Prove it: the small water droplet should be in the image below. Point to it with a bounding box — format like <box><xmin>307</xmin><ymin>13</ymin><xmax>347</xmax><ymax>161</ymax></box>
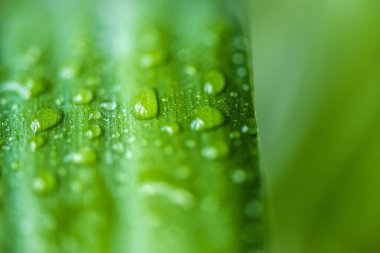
<box><xmin>85</xmin><ymin>124</ymin><xmax>102</xmax><ymax>139</ymax></box>
<box><xmin>100</xmin><ymin>101</ymin><xmax>117</xmax><ymax>111</ymax></box>
<box><xmin>59</xmin><ymin>66</ymin><xmax>76</xmax><ymax>80</ymax></box>
<box><xmin>32</xmin><ymin>171</ymin><xmax>57</xmax><ymax>194</ymax></box>
<box><xmin>125</xmin><ymin>150</ymin><xmax>133</xmax><ymax>159</ymax></box>
<box><xmin>1</xmin><ymin>78</ymin><xmax>47</xmax><ymax>99</ymax></box>
<box><xmin>242</xmin><ymin>83</ymin><xmax>250</xmax><ymax>92</ymax></box>
<box><xmin>111</xmin><ymin>132</ymin><xmax>121</xmax><ymax>139</ymax></box>
<box><xmin>190</xmin><ymin>106</ymin><xmax>224</xmax><ymax>131</ymax></box>
<box><xmin>140</xmin><ymin>50</ymin><xmax>166</xmax><ymax>68</ymax></box>
<box><xmin>232</xmin><ymin>53</ymin><xmax>245</xmax><ymax>65</ymax></box>
<box><xmin>112</xmin><ymin>142</ymin><xmax>124</xmax><ymax>153</ymax></box>
<box><xmin>231</xmin><ymin>169</ymin><xmax>247</xmax><ymax>184</ymax></box>
<box><xmin>201</xmin><ymin>143</ymin><xmax>229</xmax><ymax>160</ymax></box>
<box><xmin>72</xmin><ymin>88</ymin><xmax>94</xmax><ymax>105</ymax></box>
<box><xmin>160</xmin><ymin>122</ymin><xmax>180</xmax><ymax>135</ymax></box>
<box><xmin>89</xmin><ymin>110</ymin><xmax>102</xmax><ymax>120</ymax></box>
<box><xmin>65</xmin><ymin>147</ymin><xmax>97</xmax><ymax>165</ymax></box>
<box><xmin>131</xmin><ymin>87</ymin><xmax>158</xmax><ymax>120</ymax></box>
<box><xmin>30</xmin><ymin>108</ymin><xmax>63</xmax><ymax>133</ymax></box>
<box><xmin>141</xmin><ymin>182</ymin><xmax>194</xmax><ymax>210</ymax></box>
<box><xmin>229</xmin><ymin>130</ymin><xmax>241</xmax><ymax>139</ymax></box>
<box><xmin>183</xmin><ymin>65</ymin><xmax>197</xmax><ymax>76</ymax></box>
<box><xmin>203</xmin><ymin>70</ymin><xmax>225</xmax><ymax>95</ymax></box>
<box><xmin>229</xmin><ymin>91</ymin><xmax>239</xmax><ymax>98</ymax></box>
<box><xmin>31</xmin><ymin>135</ymin><xmax>46</xmax><ymax>151</ymax></box>
<box><xmin>236</xmin><ymin>67</ymin><xmax>248</xmax><ymax>77</ymax></box>
<box><xmin>25</xmin><ymin>78</ymin><xmax>47</xmax><ymax>98</ymax></box>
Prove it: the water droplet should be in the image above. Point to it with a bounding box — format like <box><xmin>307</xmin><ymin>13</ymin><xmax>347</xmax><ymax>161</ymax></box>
<box><xmin>141</xmin><ymin>182</ymin><xmax>194</xmax><ymax>210</ymax></box>
<box><xmin>232</xmin><ymin>53</ymin><xmax>245</xmax><ymax>65</ymax></box>
<box><xmin>72</xmin><ymin>88</ymin><xmax>94</xmax><ymax>105</ymax></box>
<box><xmin>140</xmin><ymin>50</ymin><xmax>166</xmax><ymax>68</ymax></box>
<box><xmin>31</xmin><ymin>135</ymin><xmax>46</xmax><ymax>151</ymax></box>
<box><xmin>30</xmin><ymin>108</ymin><xmax>63</xmax><ymax>133</ymax></box>
<box><xmin>89</xmin><ymin>110</ymin><xmax>102</xmax><ymax>120</ymax></box>
<box><xmin>183</xmin><ymin>65</ymin><xmax>197</xmax><ymax>76</ymax></box>
<box><xmin>160</xmin><ymin>122</ymin><xmax>180</xmax><ymax>135</ymax></box>
<box><xmin>65</xmin><ymin>147</ymin><xmax>97</xmax><ymax>165</ymax></box>
<box><xmin>32</xmin><ymin>171</ymin><xmax>57</xmax><ymax>194</ymax></box>
<box><xmin>233</xmin><ymin>36</ymin><xmax>248</xmax><ymax>50</ymax></box>
<box><xmin>1</xmin><ymin>78</ymin><xmax>47</xmax><ymax>99</ymax></box>
<box><xmin>59</xmin><ymin>66</ymin><xmax>76</xmax><ymax>80</ymax></box>
<box><xmin>229</xmin><ymin>91</ymin><xmax>239</xmax><ymax>98</ymax></box>
<box><xmin>236</xmin><ymin>67</ymin><xmax>248</xmax><ymax>77</ymax></box>
<box><xmin>201</xmin><ymin>143</ymin><xmax>229</xmax><ymax>160</ymax></box>
<box><xmin>242</xmin><ymin>83</ymin><xmax>250</xmax><ymax>92</ymax></box>
<box><xmin>100</xmin><ymin>101</ymin><xmax>117</xmax><ymax>111</ymax></box>
<box><xmin>190</xmin><ymin>106</ymin><xmax>224</xmax><ymax>131</ymax></box>
<box><xmin>231</xmin><ymin>169</ymin><xmax>247</xmax><ymax>184</ymax></box>
<box><xmin>131</xmin><ymin>87</ymin><xmax>158</xmax><ymax>120</ymax></box>
<box><xmin>229</xmin><ymin>130</ymin><xmax>241</xmax><ymax>139</ymax></box>
<box><xmin>203</xmin><ymin>70</ymin><xmax>225</xmax><ymax>95</ymax></box>
<box><xmin>25</xmin><ymin>78</ymin><xmax>47</xmax><ymax>98</ymax></box>
<box><xmin>112</xmin><ymin>142</ymin><xmax>124</xmax><ymax>153</ymax></box>
<box><xmin>85</xmin><ymin>124</ymin><xmax>102</xmax><ymax>139</ymax></box>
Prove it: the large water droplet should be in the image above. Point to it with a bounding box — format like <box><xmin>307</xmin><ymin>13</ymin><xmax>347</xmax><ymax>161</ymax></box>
<box><xmin>73</xmin><ymin>88</ymin><xmax>94</xmax><ymax>105</ymax></box>
<box><xmin>30</xmin><ymin>108</ymin><xmax>63</xmax><ymax>133</ymax></box>
<box><xmin>131</xmin><ymin>87</ymin><xmax>158</xmax><ymax>120</ymax></box>
<box><xmin>190</xmin><ymin>106</ymin><xmax>224</xmax><ymax>131</ymax></box>
<box><xmin>203</xmin><ymin>70</ymin><xmax>225</xmax><ymax>95</ymax></box>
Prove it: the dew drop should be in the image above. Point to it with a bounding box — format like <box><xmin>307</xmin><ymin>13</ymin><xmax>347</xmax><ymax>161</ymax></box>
<box><xmin>89</xmin><ymin>110</ymin><xmax>102</xmax><ymax>120</ymax></box>
<box><xmin>85</xmin><ymin>124</ymin><xmax>102</xmax><ymax>139</ymax></box>
<box><xmin>112</xmin><ymin>142</ymin><xmax>124</xmax><ymax>153</ymax></box>
<box><xmin>131</xmin><ymin>87</ymin><xmax>158</xmax><ymax>120</ymax></box>
<box><xmin>31</xmin><ymin>135</ymin><xmax>46</xmax><ymax>151</ymax></box>
<box><xmin>1</xmin><ymin>78</ymin><xmax>47</xmax><ymax>99</ymax></box>
<box><xmin>100</xmin><ymin>101</ymin><xmax>117</xmax><ymax>111</ymax></box>
<box><xmin>72</xmin><ymin>88</ymin><xmax>94</xmax><ymax>105</ymax></box>
<box><xmin>65</xmin><ymin>147</ymin><xmax>97</xmax><ymax>165</ymax></box>
<box><xmin>30</xmin><ymin>108</ymin><xmax>63</xmax><ymax>133</ymax></box>
<box><xmin>232</xmin><ymin>53</ymin><xmax>245</xmax><ymax>65</ymax></box>
<box><xmin>32</xmin><ymin>171</ymin><xmax>57</xmax><ymax>194</ymax></box>
<box><xmin>183</xmin><ymin>65</ymin><xmax>197</xmax><ymax>76</ymax></box>
<box><xmin>203</xmin><ymin>70</ymin><xmax>225</xmax><ymax>95</ymax></box>
<box><xmin>190</xmin><ymin>106</ymin><xmax>224</xmax><ymax>131</ymax></box>
<box><xmin>201</xmin><ymin>143</ymin><xmax>229</xmax><ymax>160</ymax></box>
<box><xmin>231</xmin><ymin>169</ymin><xmax>247</xmax><ymax>184</ymax></box>
<box><xmin>140</xmin><ymin>50</ymin><xmax>166</xmax><ymax>68</ymax></box>
<box><xmin>25</xmin><ymin>78</ymin><xmax>47</xmax><ymax>98</ymax></box>
<box><xmin>141</xmin><ymin>182</ymin><xmax>194</xmax><ymax>210</ymax></box>
<box><xmin>160</xmin><ymin>122</ymin><xmax>180</xmax><ymax>135</ymax></box>
<box><xmin>229</xmin><ymin>91</ymin><xmax>239</xmax><ymax>98</ymax></box>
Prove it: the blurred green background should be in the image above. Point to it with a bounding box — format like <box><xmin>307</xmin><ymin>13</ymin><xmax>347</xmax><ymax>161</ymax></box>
<box><xmin>245</xmin><ymin>0</ymin><xmax>380</xmax><ymax>252</ymax></box>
